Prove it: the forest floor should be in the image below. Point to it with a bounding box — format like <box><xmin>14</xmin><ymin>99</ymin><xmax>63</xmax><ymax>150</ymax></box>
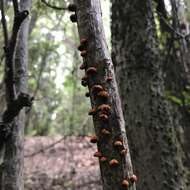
<box><xmin>24</xmin><ymin>136</ymin><xmax>102</xmax><ymax>190</ymax></box>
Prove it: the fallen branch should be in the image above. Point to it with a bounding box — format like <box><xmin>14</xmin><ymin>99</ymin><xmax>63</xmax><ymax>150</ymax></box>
<box><xmin>24</xmin><ymin>136</ymin><xmax>65</xmax><ymax>158</ymax></box>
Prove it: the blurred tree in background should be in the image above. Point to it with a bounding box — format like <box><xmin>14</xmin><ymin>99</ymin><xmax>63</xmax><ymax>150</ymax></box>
<box><xmin>0</xmin><ymin>0</ymin><xmax>110</xmax><ymax>136</ymax></box>
<box><xmin>25</xmin><ymin>0</ymin><xmax>110</xmax><ymax>136</ymax></box>
<box><xmin>26</xmin><ymin>0</ymin><xmax>91</xmax><ymax>136</ymax></box>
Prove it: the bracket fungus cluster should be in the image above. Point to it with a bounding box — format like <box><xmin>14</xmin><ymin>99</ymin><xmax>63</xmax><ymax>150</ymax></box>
<box><xmin>69</xmin><ymin>2</ymin><xmax>137</xmax><ymax>189</ymax></box>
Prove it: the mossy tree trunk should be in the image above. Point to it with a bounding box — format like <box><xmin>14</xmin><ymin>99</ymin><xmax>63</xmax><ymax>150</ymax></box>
<box><xmin>162</xmin><ymin>0</ymin><xmax>190</xmax><ymax>176</ymax></box>
<box><xmin>111</xmin><ymin>0</ymin><xmax>189</xmax><ymax>189</ymax></box>
<box><xmin>73</xmin><ymin>0</ymin><xmax>136</xmax><ymax>190</ymax></box>
<box><xmin>0</xmin><ymin>0</ymin><xmax>32</xmax><ymax>190</ymax></box>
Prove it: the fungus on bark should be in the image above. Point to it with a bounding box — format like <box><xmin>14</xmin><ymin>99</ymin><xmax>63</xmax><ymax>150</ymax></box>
<box><xmin>88</xmin><ymin>107</ymin><xmax>96</xmax><ymax>115</ymax></box>
<box><xmin>68</xmin><ymin>4</ymin><xmax>77</xmax><ymax>12</ymax></box>
<box><xmin>114</xmin><ymin>141</ymin><xmax>123</xmax><ymax>148</ymax></box>
<box><xmin>94</xmin><ymin>151</ymin><xmax>102</xmax><ymax>157</ymax></box>
<box><xmin>79</xmin><ymin>63</ymin><xmax>86</xmax><ymax>70</ymax></box>
<box><xmin>73</xmin><ymin>0</ymin><xmax>136</xmax><ymax>189</ymax></box>
<box><xmin>81</xmin><ymin>75</ymin><xmax>88</xmax><ymax>81</ymax></box>
<box><xmin>86</xmin><ymin>67</ymin><xmax>97</xmax><ymax>75</ymax></box>
<box><xmin>99</xmin><ymin>113</ymin><xmax>109</xmax><ymax>121</ymax></box>
<box><xmin>109</xmin><ymin>159</ymin><xmax>119</xmax><ymax>167</ymax></box>
<box><xmin>81</xmin><ymin>80</ymin><xmax>88</xmax><ymax>87</ymax></box>
<box><xmin>80</xmin><ymin>50</ymin><xmax>87</xmax><ymax>57</ymax></box>
<box><xmin>90</xmin><ymin>135</ymin><xmax>98</xmax><ymax>143</ymax></box>
<box><xmin>106</xmin><ymin>76</ymin><xmax>113</xmax><ymax>82</ymax></box>
<box><xmin>129</xmin><ymin>174</ymin><xmax>138</xmax><ymax>183</ymax></box>
<box><xmin>70</xmin><ymin>14</ymin><xmax>77</xmax><ymax>22</ymax></box>
<box><xmin>100</xmin><ymin>156</ymin><xmax>107</xmax><ymax>162</ymax></box>
<box><xmin>120</xmin><ymin>149</ymin><xmax>128</xmax><ymax>155</ymax></box>
<box><xmin>92</xmin><ymin>85</ymin><xmax>104</xmax><ymax>93</ymax></box>
<box><xmin>85</xmin><ymin>92</ymin><xmax>90</xmax><ymax>97</ymax></box>
<box><xmin>97</xmin><ymin>90</ymin><xmax>109</xmax><ymax>99</ymax></box>
<box><xmin>78</xmin><ymin>44</ymin><xmax>85</xmax><ymax>51</ymax></box>
<box><xmin>122</xmin><ymin>180</ymin><xmax>129</xmax><ymax>188</ymax></box>
<box><xmin>80</xmin><ymin>38</ymin><xmax>88</xmax><ymax>45</ymax></box>
<box><xmin>98</xmin><ymin>104</ymin><xmax>111</xmax><ymax>113</ymax></box>
<box><xmin>101</xmin><ymin>129</ymin><xmax>111</xmax><ymax>136</ymax></box>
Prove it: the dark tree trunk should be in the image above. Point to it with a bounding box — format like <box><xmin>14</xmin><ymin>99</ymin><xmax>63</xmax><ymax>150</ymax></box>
<box><xmin>162</xmin><ymin>0</ymin><xmax>190</xmax><ymax>174</ymax></box>
<box><xmin>111</xmin><ymin>0</ymin><xmax>189</xmax><ymax>190</ymax></box>
<box><xmin>73</xmin><ymin>0</ymin><xmax>136</xmax><ymax>190</ymax></box>
<box><xmin>0</xmin><ymin>0</ymin><xmax>32</xmax><ymax>190</ymax></box>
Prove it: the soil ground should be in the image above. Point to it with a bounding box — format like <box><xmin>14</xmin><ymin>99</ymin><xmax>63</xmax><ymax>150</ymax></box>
<box><xmin>24</xmin><ymin>136</ymin><xmax>102</xmax><ymax>190</ymax></box>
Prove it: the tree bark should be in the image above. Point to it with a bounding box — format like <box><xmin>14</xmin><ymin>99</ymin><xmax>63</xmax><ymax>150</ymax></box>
<box><xmin>111</xmin><ymin>0</ymin><xmax>188</xmax><ymax>190</ymax></box>
<box><xmin>73</xmin><ymin>0</ymin><xmax>136</xmax><ymax>190</ymax></box>
<box><xmin>163</xmin><ymin>0</ymin><xmax>190</xmax><ymax>175</ymax></box>
<box><xmin>0</xmin><ymin>0</ymin><xmax>32</xmax><ymax>190</ymax></box>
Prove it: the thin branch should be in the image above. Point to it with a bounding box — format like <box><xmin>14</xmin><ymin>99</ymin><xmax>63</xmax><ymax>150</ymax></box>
<box><xmin>24</xmin><ymin>136</ymin><xmax>65</xmax><ymax>157</ymax></box>
<box><xmin>41</xmin><ymin>0</ymin><xmax>67</xmax><ymax>11</ymax></box>
<box><xmin>0</xmin><ymin>53</ymin><xmax>5</xmax><ymax>65</ymax></box>
<box><xmin>0</xmin><ymin>0</ymin><xmax>9</xmax><ymax>48</ymax></box>
<box><xmin>156</xmin><ymin>10</ymin><xmax>190</xmax><ymax>39</ymax></box>
<box><xmin>12</xmin><ymin>0</ymin><xmax>19</xmax><ymax>15</ymax></box>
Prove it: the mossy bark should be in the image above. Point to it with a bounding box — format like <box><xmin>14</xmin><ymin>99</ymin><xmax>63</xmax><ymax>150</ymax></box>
<box><xmin>111</xmin><ymin>0</ymin><xmax>188</xmax><ymax>189</ymax></box>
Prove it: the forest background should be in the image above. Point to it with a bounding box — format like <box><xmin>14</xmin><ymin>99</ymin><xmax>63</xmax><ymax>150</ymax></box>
<box><xmin>1</xmin><ymin>0</ymin><xmax>190</xmax><ymax>190</ymax></box>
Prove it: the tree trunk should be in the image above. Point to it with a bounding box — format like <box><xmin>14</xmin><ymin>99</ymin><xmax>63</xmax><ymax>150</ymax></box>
<box><xmin>163</xmin><ymin>0</ymin><xmax>190</xmax><ymax>175</ymax></box>
<box><xmin>111</xmin><ymin>0</ymin><xmax>188</xmax><ymax>190</ymax></box>
<box><xmin>73</xmin><ymin>0</ymin><xmax>136</xmax><ymax>189</ymax></box>
<box><xmin>0</xmin><ymin>0</ymin><xmax>32</xmax><ymax>190</ymax></box>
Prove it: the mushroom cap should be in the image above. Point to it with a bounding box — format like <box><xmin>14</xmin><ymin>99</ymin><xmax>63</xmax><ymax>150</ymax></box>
<box><xmin>97</xmin><ymin>91</ymin><xmax>109</xmax><ymax>98</ymax></box>
<box><xmin>114</xmin><ymin>141</ymin><xmax>123</xmax><ymax>147</ymax></box>
<box><xmin>94</xmin><ymin>151</ymin><xmax>102</xmax><ymax>157</ymax></box>
<box><xmin>81</xmin><ymin>50</ymin><xmax>87</xmax><ymax>57</ymax></box>
<box><xmin>70</xmin><ymin>14</ymin><xmax>77</xmax><ymax>22</ymax></box>
<box><xmin>130</xmin><ymin>174</ymin><xmax>138</xmax><ymax>183</ymax></box>
<box><xmin>92</xmin><ymin>85</ymin><xmax>104</xmax><ymax>92</ymax></box>
<box><xmin>99</xmin><ymin>114</ymin><xmax>109</xmax><ymax>121</ymax></box>
<box><xmin>100</xmin><ymin>157</ymin><xmax>107</xmax><ymax>162</ymax></box>
<box><xmin>81</xmin><ymin>80</ymin><xmax>87</xmax><ymax>87</ymax></box>
<box><xmin>80</xmin><ymin>38</ymin><xmax>88</xmax><ymax>44</ymax></box>
<box><xmin>81</xmin><ymin>75</ymin><xmax>88</xmax><ymax>81</ymax></box>
<box><xmin>90</xmin><ymin>136</ymin><xmax>98</xmax><ymax>143</ymax></box>
<box><xmin>79</xmin><ymin>63</ymin><xmax>86</xmax><ymax>70</ymax></box>
<box><xmin>122</xmin><ymin>180</ymin><xmax>129</xmax><ymax>188</ymax></box>
<box><xmin>101</xmin><ymin>129</ymin><xmax>111</xmax><ymax>135</ymax></box>
<box><xmin>98</xmin><ymin>104</ymin><xmax>111</xmax><ymax>112</ymax></box>
<box><xmin>109</xmin><ymin>159</ymin><xmax>119</xmax><ymax>166</ymax></box>
<box><xmin>78</xmin><ymin>44</ymin><xmax>85</xmax><ymax>51</ymax></box>
<box><xmin>120</xmin><ymin>149</ymin><xmax>128</xmax><ymax>155</ymax></box>
<box><xmin>106</xmin><ymin>76</ymin><xmax>113</xmax><ymax>82</ymax></box>
<box><xmin>85</xmin><ymin>92</ymin><xmax>90</xmax><ymax>97</ymax></box>
<box><xmin>86</xmin><ymin>67</ymin><xmax>97</xmax><ymax>75</ymax></box>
